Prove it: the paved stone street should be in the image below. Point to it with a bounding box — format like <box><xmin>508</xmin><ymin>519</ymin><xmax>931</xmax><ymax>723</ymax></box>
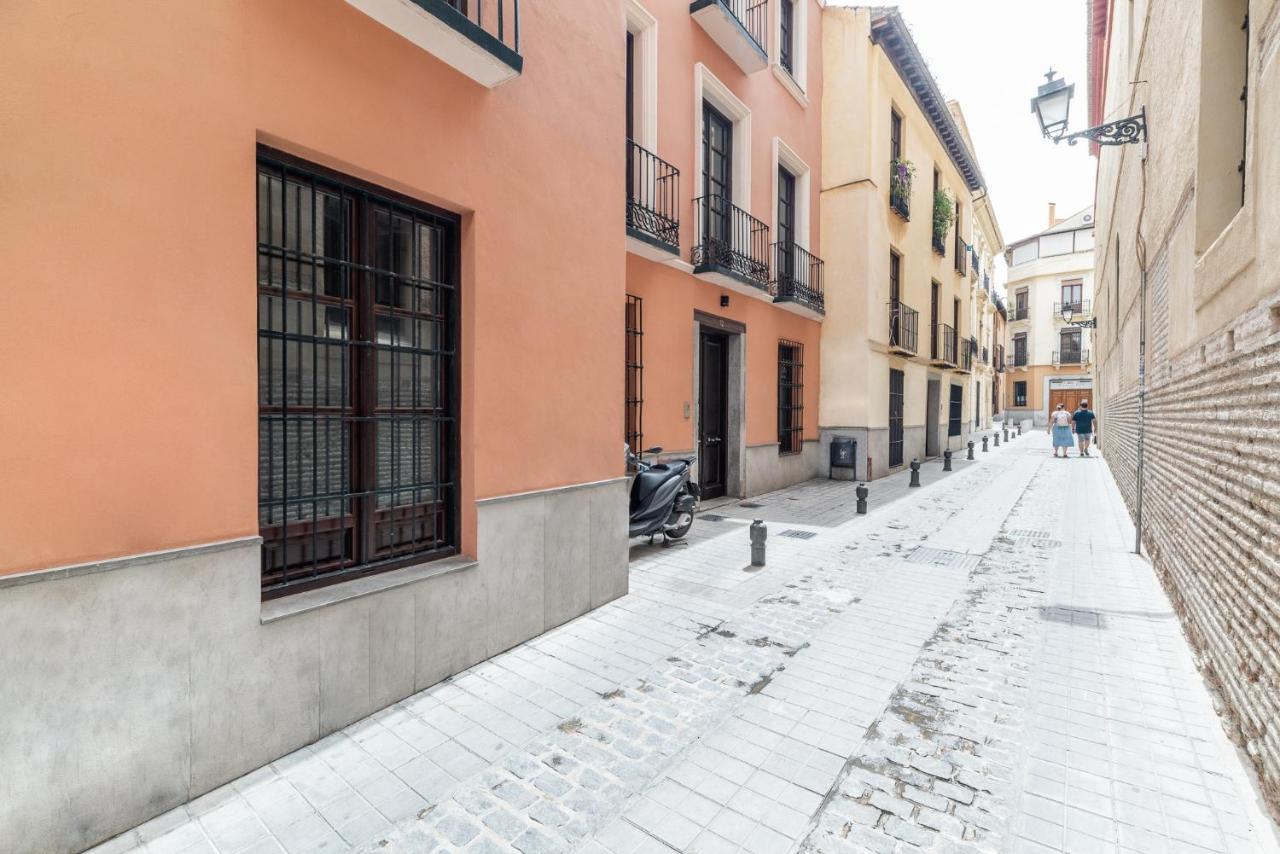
<box><xmin>93</xmin><ymin>433</ymin><xmax>1280</xmax><ymax>854</ymax></box>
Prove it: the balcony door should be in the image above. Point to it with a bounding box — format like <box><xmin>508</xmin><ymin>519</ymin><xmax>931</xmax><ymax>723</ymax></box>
<box><xmin>930</xmin><ymin>281</ymin><xmax>940</xmax><ymax>358</ymax></box>
<box><xmin>702</xmin><ymin>102</ymin><xmax>733</xmax><ymax>249</ymax></box>
<box><xmin>777</xmin><ymin>166</ymin><xmax>796</xmax><ymax>282</ymax></box>
<box><xmin>1061</xmin><ymin>280</ymin><xmax>1082</xmax><ymax>311</ymax></box>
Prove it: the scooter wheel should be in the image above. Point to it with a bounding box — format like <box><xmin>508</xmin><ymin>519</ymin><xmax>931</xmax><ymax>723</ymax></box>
<box><xmin>664</xmin><ymin>511</ymin><xmax>694</xmax><ymax>540</ymax></box>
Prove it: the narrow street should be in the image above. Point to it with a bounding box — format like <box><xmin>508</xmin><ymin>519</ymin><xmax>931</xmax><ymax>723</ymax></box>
<box><xmin>95</xmin><ymin>434</ymin><xmax>1279</xmax><ymax>854</ymax></box>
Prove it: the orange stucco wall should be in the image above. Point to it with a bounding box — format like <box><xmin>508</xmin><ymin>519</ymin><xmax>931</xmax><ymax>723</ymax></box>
<box><xmin>0</xmin><ymin>0</ymin><xmax>625</xmax><ymax>575</ymax></box>
<box><xmin>626</xmin><ymin>1</ymin><xmax>824</xmax><ymax>455</ymax></box>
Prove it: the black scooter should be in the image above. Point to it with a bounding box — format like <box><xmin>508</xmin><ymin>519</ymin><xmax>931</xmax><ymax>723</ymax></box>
<box><xmin>627</xmin><ymin>445</ymin><xmax>699</xmax><ymax>541</ymax></box>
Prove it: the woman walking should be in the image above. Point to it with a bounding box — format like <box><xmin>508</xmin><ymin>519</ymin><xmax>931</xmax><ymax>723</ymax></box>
<box><xmin>1049</xmin><ymin>403</ymin><xmax>1074</xmax><ymax>458</ymax></box>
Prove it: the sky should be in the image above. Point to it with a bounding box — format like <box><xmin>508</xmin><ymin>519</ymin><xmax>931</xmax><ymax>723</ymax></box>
<box><xmin>832</xmin><ymin>0</ymin><xmax>1098</xmax><ymax>292</ymax></box>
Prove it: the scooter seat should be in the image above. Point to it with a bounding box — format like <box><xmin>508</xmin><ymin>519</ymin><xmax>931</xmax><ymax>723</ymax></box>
<box><xmin>631</xmin><ymin>465</ymin><xmax>686</xmax><ymax>511</ymax></box>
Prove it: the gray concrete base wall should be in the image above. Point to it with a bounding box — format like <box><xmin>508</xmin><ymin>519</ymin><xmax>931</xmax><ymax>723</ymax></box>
<box><xmin>0</xmin><ymin>479</ymin><xmax>628</xmax><ymax>854</ymax></box>
<box><xmin>820</xmin><ymin>425</ymin><xmax>923</xmax><ymax>482</ymax></box>
<box><xmin>743</xmin><ymin>440</ymin><xmax>821</xmax><ymax>495</ymax></box>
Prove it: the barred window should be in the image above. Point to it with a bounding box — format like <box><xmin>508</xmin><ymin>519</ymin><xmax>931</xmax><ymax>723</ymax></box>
<box><xmin>1014</xmin><ymin>381</ymin><xmax>1028</xmax><ymax>408</ymax></box>
<box><xmin>948</xmin><ymin>384</ymin><xmax>963</xmax><ymax>437</ymax></box>
<box><xmin>257</xmin><ymin>150</ymin><xmax>459</xmax><ymax>598</ymax></box>
<box><xmin>625</xmin><ymin>295</ymin><xmax>643</xmax><ymax>453</ymax></box>
<box><xmin>778</xmin><ymin>341</ymin><xmax>804</xmax><ymax>454</ymax></box>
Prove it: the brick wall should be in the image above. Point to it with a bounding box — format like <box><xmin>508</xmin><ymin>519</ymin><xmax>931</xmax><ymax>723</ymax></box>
<box><xmin>1099</xmin><ymin>292</ymin><xmax>1280</xmax><ymax>816</ymax></box>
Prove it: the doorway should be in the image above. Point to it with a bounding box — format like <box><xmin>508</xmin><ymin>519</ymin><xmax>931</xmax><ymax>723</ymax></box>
<box><xmin>1048</xmin><ymin>386</ymin><xmax>1090</xmax><ymax>418</ymax></box>
<box><xmin>699</xmin><ymin>328</ymin><xmax>729</xmax><ymax>499</ymax></box>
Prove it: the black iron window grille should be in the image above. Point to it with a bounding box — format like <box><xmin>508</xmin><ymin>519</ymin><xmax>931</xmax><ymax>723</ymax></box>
<box><xmin>779</xmin><ymin>0</ymin><xmax>795</xmax><ymax>75</ymax></box>
<box><xmin>626</xmin><ymin>140</ymin><xmax>680</xmax><ymax>251</ymax></box>
<box><xmin>948</xmin><ymin>384</ymin><xmax>963</xmax><ymax>437</ymax></box>
<box><xmin>692</xmin><ymin>194</ymin><xmax>771</xmax><ymax>289</ymax></box>
<box><xmin>888</xmin><ymin>299</ymin><xmax>918</xmax><ymax>353</ymax></box>
<box><xmin>773</xmin><ymin>243</ymin><xmax>825</xmax><ymax>313</ymax></box>
<box><xmin>1014</xmin><ymin>380</ymin><xmax>1028</xmax><ymax>407</ymax></box>
<box><xmin>888</xmin><ymin>368</ymin><xmax>905</xmax><ymax>468</ymax></box>
<box><xmin>257</xmin><ymin>151</ymin><xmax>459</xmax><ymax>598</ymax></box>
<box><xmin>625</xmin><ymin>295</ymin><xmax>644</xmax><ymax>454</ymax></box>
<box><xmin>778</xmin><ymin>341</ymin><xmax>804</xmax><ymax>455</ymax></box>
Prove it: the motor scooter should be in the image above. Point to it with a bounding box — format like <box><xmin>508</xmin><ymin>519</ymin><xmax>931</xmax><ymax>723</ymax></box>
<box><xmin>626</xmin><ymin>445</ymin><xmax>699</xmax><ymax>541</ymax></box>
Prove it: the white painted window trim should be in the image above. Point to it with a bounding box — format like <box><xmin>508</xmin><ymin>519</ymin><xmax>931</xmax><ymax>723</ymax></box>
<box><xmin>694</xmin><ymin>63</ymin><xmax>752</xmax><ymax>208</ymax></box>
<box><xmin>771</xmin><ymin>0</ymin><xmax>809</xmax><ymax>103</ymax></box>
<box><xmin>772</xmin><ymin>136</ymin><xmax>812</xmax><ymax>251</ymax></box>
<box><xmin>624</xmin><ymin>0</ymin><xmax>659</xmax><ymax>151</ymax></box>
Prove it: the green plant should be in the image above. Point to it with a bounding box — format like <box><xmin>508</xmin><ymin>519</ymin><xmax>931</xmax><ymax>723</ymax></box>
<box><xmin>890</xmin><ymin>158</ymin><xmax>915</xmax><ymax>197</ymax></box>
<box><xmin>932</xmin><ymin>188</ymin><xmax>955</xmax><ymax>239</ymax></box>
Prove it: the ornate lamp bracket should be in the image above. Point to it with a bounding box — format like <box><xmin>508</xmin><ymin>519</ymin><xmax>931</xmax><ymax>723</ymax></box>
<box><xmin>1057</xmin><ymin>108</ymin><xmax>1147</xmax><ymax>147</ymax></box>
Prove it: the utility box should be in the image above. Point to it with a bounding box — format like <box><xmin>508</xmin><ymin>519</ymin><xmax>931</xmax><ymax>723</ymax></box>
<box><xmin>829</xmin><ymin>436</ymin><xmax>856</xmax><ymax>479</ymax></box>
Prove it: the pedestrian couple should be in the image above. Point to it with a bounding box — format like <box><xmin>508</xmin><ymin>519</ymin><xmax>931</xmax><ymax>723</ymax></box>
<box><xmin>1050</xmin><ymin>400</ymin><xmax>1097</xmax><ymax>458</ymax></box>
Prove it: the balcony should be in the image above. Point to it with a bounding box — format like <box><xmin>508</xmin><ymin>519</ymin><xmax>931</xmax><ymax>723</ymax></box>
<box><xmin>692</xmin><ymin>194</ymin><xmax>771</xmax><ymax>296</ymax></box>
<box><xmin>995</xmin><ymin>345</ymin><xmax>1005</xmax><ymax>372</ymax></box>
<box><xmin>690</xmin><ymin>0</ymin><xmax>768</xmax><ymax>74</ymax></box>
<box><xmin>888</xmin><ymin>300</ymin><xmax>919</xmax><ymax>355</ymax></box>
<box><xmin>1053</xmin><ymin>349</ymin><xmax>1091</xmax><ymax>366</ymax></box>
<box><xmin>346</xmin><ymin>0</ymin><xmax>522</xmax><ymax>88</ymax></box>
<box><xmin>932</xmin><ymin>230</ymin><xmax>946</xmax><ymax>256</ymax></box>
<box><xmin>889</xmin><ymin>165</ymin><xmax>912</xmax><ymax>221</ymax></box>
<box><xmin>772</xmin><ymin>243</ymin><xmax>825</xmax><ymax>318</ymax></box>
<box><xmin>954</xmin><ymin>236</ymin><xmax>968</xmax><ymax>276</ymax></box>
<box><xmin>626</xmin><ymin>140</ymin><xmax>681</xmax><ymax>260</ymax></box>
<box><xmin>1053</xmin><ymin>299</ymin><xmax>1093</xmax><ymax>321</ymax></box>
<box><xmin>1010</xmin><ymin>304</ymin><xmax>1030</xmax><ymax>322</ymax></box>
<box><xmin>1012</xmin><ymin>349</ymin><xmax>1028</xmax><ymax>368</ymax></box>
<box><xmin>932</xmin><ymin>323</ymin><xmax>957</xmax><ymax>367</ymax></box>
<box><xmin>981</xmin><ymin>346</ymin><xmax>990</xmax><ymax>364</ymax></box>
<box><xmin>957</xmin><ymin>345</ymin><xmax>973</xmax><ymax>373</ymax></box>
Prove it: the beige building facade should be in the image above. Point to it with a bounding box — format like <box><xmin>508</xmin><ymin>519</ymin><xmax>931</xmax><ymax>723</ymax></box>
<box><xmin>1003</xmin><ymin>206</ymin><xmax>1096</xmax><ymax>426</ymax></box>
<box><xmin>819</xmin><ymin>7</ymin><xmax>987</xmax><ymax>481</ymax></box>
<box><xmin>1088</xmin><ymin>0</ymin><xmax>1280</xmax><ymax>815</ymax></box>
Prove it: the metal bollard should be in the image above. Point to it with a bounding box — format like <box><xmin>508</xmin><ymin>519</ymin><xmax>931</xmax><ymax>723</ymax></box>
<box><xmin>1017</xmin><ymin>421</ymin><xmax>1023</xmax><ymax>436</ymax></box>
<box><xmin>1003</xmin><ymin>425</ymin><xmax>1009</xmax><ymax>443</ymax></box>
<box><xmin>909</xmin><ymin>458</ymin><xmax>921</xmax><ymax>487</ymax></box>
<box><xmin>943</xmin><ymin>449</ymin><xmax>952</xmax><ymax>471</ymax></box>
<box><xmin>856</xmin><ymin>483</ymin><xmax>869</xmax><ymax>514</ymax></box>
<box><xmin>967</xmin><ymin>440</ymin><xmax>975</xmax><ymax>460</ymax></box>
<box><xmin>750</xmin><ymin>520</ymin><xmax>767</xmax><ymax>566</ymax></box>
<box><xmin>982</xmin><ymin>435</ymin><xmax>989</xmax><ymax>452</ymax></box>
<box><xmin>994</xmin><ymin>432</ymin><xmax>1000</xmax><ymax>447</ymax></box>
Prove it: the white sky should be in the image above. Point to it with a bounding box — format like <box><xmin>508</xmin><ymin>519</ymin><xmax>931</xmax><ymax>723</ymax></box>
<box><xmin>831</xmin><ymin>1</ymin><xmax>1098</xmax><ymax>292</ymax></box>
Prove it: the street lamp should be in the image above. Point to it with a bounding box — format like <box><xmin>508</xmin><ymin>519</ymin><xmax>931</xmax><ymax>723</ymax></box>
<box><xmin>1031</xmin><ymin>69</ymin><xmax>1146</xmax><ymax>147</ymax></box>
<box><xmin>1061</xmin><ymin>304</ymin><xmax>1097</xmax><ymax>329</ymax></box>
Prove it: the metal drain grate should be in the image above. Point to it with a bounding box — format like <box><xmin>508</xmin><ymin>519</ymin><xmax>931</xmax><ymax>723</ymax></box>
<box><xmin>1006</xmin><ymin>529</ymin><xmax>1062</xmax><ymax>547</ymax></box>
<box><xmin>738</xmin><ymin>502</ymin><xmax>765</xmax><ymax>509</ymax></box>
<box><xmin>905</xmin><ymin>547</ymin><xmax>981</xmax><ymax>571</ymax></box>
<box><xmin>1039</xmin><ymin>606</ymin><xmax>1107</xmax><ymax>627</ymax></box>
<box><xmin>701</xmin><ymin>514</ymin><xmax>727</xmax><ymax>522</ymax></box>
<box><xmin>779</xmin><ymin>529</ymin><xmax>818</xmax><ymax>540</ymax></box>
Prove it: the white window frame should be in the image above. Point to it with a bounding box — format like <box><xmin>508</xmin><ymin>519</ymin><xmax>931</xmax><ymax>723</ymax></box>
<box><xmin>624</xmin><ymin>0</ymin><xmax>659</xmax><ymax>151</ymax></box>
<box><xmin>771</xmin><ymin>0</ymin><xmax>809</xmax><ymax>104</ymax></box>
<box><xmin>694</xmin><ymin>63</ymin><xmax>752</xmax><ymax>208</ymax></box>
<box><xmin>772</xmin><ymin>137</ymin><xmax>812</xmax><ymax>251</ymax></box>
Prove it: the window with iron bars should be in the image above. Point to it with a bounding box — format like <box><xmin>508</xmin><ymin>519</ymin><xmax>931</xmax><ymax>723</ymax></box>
<box><xmin>778</xmin><ymin>341</ymin><xmax>804</xmax><ymax>454</ymax></box>
<box><xmin>256</xmin><ymin>150</ymin><xmax>459</xmax><ymax>598</ymax></box>
<box><xmin>625</xmin><ymin>295</ymin><xmax>644</xmax><ymax>454</ymax></box>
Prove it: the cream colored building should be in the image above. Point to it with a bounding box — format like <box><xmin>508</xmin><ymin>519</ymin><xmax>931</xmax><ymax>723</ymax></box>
<box><xmin>1088</xmin><ymin>0</ymin><xmax>1280</xmax><ymax>814</ymax></box>
<box><xmin>819</xmin><ymin>7</ymin><xmax>988</xmax><ymax>480</ymax></box>
<box><xmin>951</xmin><ymin>102</ymin><xmax>1006</xmax><ymax>433</ymax></box>
<box><xmin>1002</xmin><ymin>205</ymin><xmax>1096</xmax><ymax>425</ymax></box>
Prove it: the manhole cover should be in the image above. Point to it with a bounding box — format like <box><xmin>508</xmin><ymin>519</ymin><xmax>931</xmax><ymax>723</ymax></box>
<box><xmin>905</xmin><ymin>547</ymin><xmax>980</xmax><ymax>571</ymax></box>
<box><xmin>701</xmin><ymin>514</ymin><xmax>727</xmax><ymax>522</ymax></box>
<box><xmin>779</xmin><ymin>529</ymin><xmax>818</xmax><ymax>540</ymax></box>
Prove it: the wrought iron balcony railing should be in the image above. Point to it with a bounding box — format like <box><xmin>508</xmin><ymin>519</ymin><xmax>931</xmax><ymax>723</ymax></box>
<box><xmin>692</xmin><ymin>194</ymin><xmax>771</xmax><ymax>289</ymax></box>
<box><xmin>932</xmin><ymin>229</ymin><xmax>946</xmax><ymax>256</ymax></box>
<box><xmin>1053</xmin><ymin>299</ymin><xmax>1093</xmax><ymax>318</ymax></box>
<box><xmin>959</xmin><ymin>345</ymin><xmax>973</xmax><ymax>372</ymax></box>
<box><xmin>626</xmin><ymin>139</ymin><xmax>680</xmax><ymax>253</ymax></box>
<box><xmin>1053</xmin><ymin>349</ymin><xmax>1090</xmax><ymax>365</ymax></box>
<box><xmin>772</xmin><ymin>243</ymin><xmax>824</xmax><ymax>314</ymax></box>
<box><xmin>890</xmin><ymin>167</ymin><xmax>911</xmax><ymax>220</ymax></box>
<box><xmin>1012</xmin><ymin>349</ymin><xmax>1028</xmax><ymax>367</ymax></box>
<box><xmin>888</xmin><ymin>299</ymin><xmax>918</xmax><ymax>354</ymax></box>
<box><xmin>354</xmin><ymin>0</ymin><xmax>523</xmax><ymax>87</ymax></box>
<box><xmin>955</xmin><ymin>236</ymin><xmax>969</xmax><ymax>276</ymax></box>
<box><xmin>933</xmin><ymin>323</ymin><xmax>957</xmax><ymax>366</ymax></box>
<box><xmin>1010</xmin><ymin>304</ymin><xmax>1030</xmax><ymax>321</ymax></box>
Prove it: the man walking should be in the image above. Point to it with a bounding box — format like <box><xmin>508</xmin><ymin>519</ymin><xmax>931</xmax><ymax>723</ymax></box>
<box><xmin>1073</xmin><ymin>400</ymin><xmax>1097</xmax><ymax>456</ymax></box>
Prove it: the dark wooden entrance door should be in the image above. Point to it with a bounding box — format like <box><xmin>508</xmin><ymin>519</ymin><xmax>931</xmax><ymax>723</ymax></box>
<box><xmin>699</xmin><ymin>329</ymin><xmax>729</xmax><ymax>499</ymax></box>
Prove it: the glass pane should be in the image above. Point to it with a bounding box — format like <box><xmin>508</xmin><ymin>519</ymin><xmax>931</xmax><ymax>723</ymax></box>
<box><xmin>258</xmin><ymin>417</ymin><xmax>349</xmax><ymax>525</ymax></box>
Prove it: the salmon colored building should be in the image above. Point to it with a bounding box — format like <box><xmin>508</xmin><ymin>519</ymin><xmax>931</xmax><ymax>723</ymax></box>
<box><xmin>0</xmin><ymin>1</ymin><xmax>630</xmax><ymax>850</ymax></box>
<box><xmin>623</xmin><ymin>0</ymin><xmax>825</xmax><ymax>498</ymax></box>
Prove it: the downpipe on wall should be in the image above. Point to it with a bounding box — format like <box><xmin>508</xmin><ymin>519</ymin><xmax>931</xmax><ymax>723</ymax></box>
<box><xmin>1133</xmin><ymin>147</ymin><xmax>1150</xmax><ymax>556</ymax></box>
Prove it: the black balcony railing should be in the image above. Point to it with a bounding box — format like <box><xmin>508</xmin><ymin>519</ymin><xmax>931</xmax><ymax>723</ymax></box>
<box><xmin>773</xmin><ymin>243</ymin><xmax>824</xmax><ymax>313</ymax></box>
<box><xmin>959</xmin><ymin>346</ymin><xmax>973</xmax><ymax>372</ymax></box>
<box><xmin>692</xmin><ymin>194</ymin><xmax>770</xmax><ymax>289</ymax></box>
<box><xmin>694</xmin><ymin>0</ymin><xmax>768</xmax><ymax>54</ymax></box>
<box><xmin>1011</xmin><ymin>304</ymin><xmax>1029</xmax><ymax>321</ymax></box>
<box><xmin>996</xmin><ymin>345</ymin><xmax>1005</xmax><ymax>371</ymax></box>
<box><xmin>1053</xmin><ymin>299</ymin><xmax>1093</xmax><ymax>317</ymax></box>
<box><xmin>934</xmin><ymin>323</ymin><xmax>957</xmax><ymax>365</ymax></box>
<box><xmin>955</xmin><ymin>236</ymin><xmax>968</xmax><ymax>276</ymax></box>
<box><xmin>932</xmin><ymin>230</ymin><xmax>946</xmax><ymax>256</ymax></box>
<box><xmin>888</xmin><ymin>299</ymin><xmax>918</xmax><ymax>353</ymax></box>
<box><xmin>1012</xmin><ymin>349</ymin><xmax>1028</xmax><ymax>367</ymax></box>
<box><xmin>1054</xmin><ymin>349</ymin><xmax>1090</xmax><ymax>365</ymax></box>
<box><xmin>437</xmin><ymin>0</ymin><xmax>521</xmax><ymax>57</ymax></box>
<box><xmin>890</xmin><ymin>167</ymin><xmax>911</xmax><ymax>220</ymax></box>
<box><xmin>626</xmin><ymin>140</ymin><xmax>680</xmax><ymax>252</ymax></box>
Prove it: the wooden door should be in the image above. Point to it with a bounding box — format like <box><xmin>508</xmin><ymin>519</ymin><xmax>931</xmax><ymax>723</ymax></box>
<box><xmin>1049</xmin><ymin>388</ymin><xmax>1088</xmax><ymax>416</ymax></box>
<box><xmin>699</xmin><ymin>330</ymin><xmax>729</xmax><ymax>499</ymax></box>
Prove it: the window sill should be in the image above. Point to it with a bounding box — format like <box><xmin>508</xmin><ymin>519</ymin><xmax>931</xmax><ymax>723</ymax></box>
<box><xmin>261</xmin><ymin>554</ymin><xmax>478</xmax><ymax>624</ymax></box>
<box><xmin>771</xmin><ymin>63</ymin><xmax>809</xmax><ymax>107</ymax></box>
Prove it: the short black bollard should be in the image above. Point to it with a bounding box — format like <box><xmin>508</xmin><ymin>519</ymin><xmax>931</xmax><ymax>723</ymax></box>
<box><xmin>1003</xmin><ymin>425</ymin><xmax>1009</xmax><ymax>443</ymax></box>
<box><xmin>750</xmin><ymin>520</ymin><xmax>767</xmax><ymax>566</ymax></box>
<box><xmin>994</xmin><ymin>432</ymin><xmax>1000</xmax><ymax>447</ymax></box>
<box><xmin>967</xmin><ymin>441</ymin><xmax>975</xmax><ymax>460</ymax></box>
<box><xmin>909</xmin><ymin>458</ymin><xmax>921</xmax><ymax>487</ymax></box>
<box><xmin>982</xmin><ymin>435</ymin><xmax>989</xmax><ymax>452</ymax></box>
<box><xmin>856</xmin><ymin>483</ymin><xmax>869</xmax><ymax>514</ymax></box>
<box><xmin>1017</xmin><ymin>421</ymin><xmax>1023</xmax><ymax>436</ymax></box>
<box><xmin>943</xmin><ymin>449</ymin><xmax>952</xmax><ymax>471</ymax></box>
